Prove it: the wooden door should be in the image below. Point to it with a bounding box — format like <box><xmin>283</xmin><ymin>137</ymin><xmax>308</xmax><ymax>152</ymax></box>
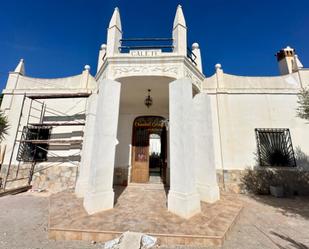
<box><xmin>131</xmin><ymin>116</ymin><xmax>166</xmax><ymax>183</ymax></box>
<box><xmin>131</xmin><ymin>146</ymin><xmax>149</xmax><ymax>183</ymax></box>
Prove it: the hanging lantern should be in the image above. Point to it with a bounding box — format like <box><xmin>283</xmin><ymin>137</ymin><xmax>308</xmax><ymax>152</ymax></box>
<box><xmin>144</xmin><ymin>89</ymin><xmax>153</xmax><ymax>108</ymax></box>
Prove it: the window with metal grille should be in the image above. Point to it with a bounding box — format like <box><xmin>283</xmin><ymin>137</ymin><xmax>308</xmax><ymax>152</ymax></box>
<box><xmin>17</xmin><ymin>126</ymin><xmax>51</xmax><ymax>162</ymax></box>
<box><xmin>255</xmin><ymin>128</ymin><xmax>296</xmax><ymax>167</ymax></box>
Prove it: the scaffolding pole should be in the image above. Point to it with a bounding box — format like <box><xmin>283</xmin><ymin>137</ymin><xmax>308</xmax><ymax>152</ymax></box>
<box><xmin>2</xmin><ymin>94</ymin><xmax>87</xmax><ymax>190</ymax></box>
<box><xmin>3</xmin><ymin>94</ymin><xmax>26</xmax><ymax>190</ymax></box>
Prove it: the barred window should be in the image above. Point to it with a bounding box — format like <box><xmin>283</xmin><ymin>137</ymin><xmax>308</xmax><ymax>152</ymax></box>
<box><xmin>17</xmin><ymin>126</ymin><xmax>51</xmax><ymax>162</ymax></box>
<box><xmin>255</xmin><ymin>128</ymin><xmax>296</xmax><ymax>167</ymax></box>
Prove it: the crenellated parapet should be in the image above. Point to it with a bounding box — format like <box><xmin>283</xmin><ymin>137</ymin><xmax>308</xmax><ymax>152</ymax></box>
<box><xmin>2</xmin><ymin>63</ymin><xmax>97</xmax><ymax>95</ymax></box>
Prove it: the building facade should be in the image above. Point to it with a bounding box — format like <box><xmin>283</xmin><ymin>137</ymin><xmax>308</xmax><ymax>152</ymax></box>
<box><xmin>1</xmin><ymin>6</ymin><xmax>309</xmax><ymax>218</ymax></box>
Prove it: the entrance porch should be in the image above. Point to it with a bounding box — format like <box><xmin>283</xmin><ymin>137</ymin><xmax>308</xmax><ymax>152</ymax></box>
<box><xmin>114</xmin><ymin>76</ymin><xmax>171</xmax><ymax>187</ymax></box>
<box><xmin>80</xmin><ymin>77</ymin><xmax>219</xmax><ymax>218</ymax></box>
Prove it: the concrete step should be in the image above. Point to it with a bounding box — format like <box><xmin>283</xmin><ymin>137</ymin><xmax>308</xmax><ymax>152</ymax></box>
<box><xmin>149</xmin><ymin>175</ymin><xmax>163</xmax><ymax>184</ymax></box>
<box><xmin>128</xmin><ymin>182</ymin><xmax>165</xmax><ymax>190</ymax></box>
<box><xmin>0</xmin><ymin>185</ymin><xmax>32</xmax><ymax>197</ymax></box>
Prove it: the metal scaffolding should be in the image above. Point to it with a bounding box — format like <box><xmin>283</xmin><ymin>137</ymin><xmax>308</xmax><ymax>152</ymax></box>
<box><xmin>1</xmin><ymin>93</ymin><xmax>90</xmax><ymax>190</ymax></box>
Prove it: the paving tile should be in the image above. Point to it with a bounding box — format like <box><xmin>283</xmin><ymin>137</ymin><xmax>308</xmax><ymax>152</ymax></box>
<box><xmin>49</xmin><ymin>185</ymin><xmax>243</xmax><ymax>246</ymax></box>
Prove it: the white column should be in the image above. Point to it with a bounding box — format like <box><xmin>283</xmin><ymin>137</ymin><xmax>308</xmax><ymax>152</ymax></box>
<box><xmin>75</xmin><ymin>93</ymin><xmax>98</xmax><ymax>197</ymax></box>
<box><xmin>193</xmin><ymin>93</ymin><xmax>220</xmax><ymax>203</ymax></box>
<box><xmin>168</xmin><ymin>78</ymin><xmax>201</xmax><ymax>219</ymax></box>
<box><xmin>83</xmin><ymin>79</ymin><xmax>121</xmax><ymax>214</ymax></box>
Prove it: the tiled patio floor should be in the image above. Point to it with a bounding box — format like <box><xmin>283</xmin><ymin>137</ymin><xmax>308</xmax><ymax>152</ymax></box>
<box><xmin>49</xmin><ymin>184</ymin><xmax>243</xmax><ymax>246</ymax></box>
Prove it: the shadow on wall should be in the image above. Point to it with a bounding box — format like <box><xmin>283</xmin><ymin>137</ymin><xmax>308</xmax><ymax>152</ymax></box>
<box><xmin>295</xmin><ymin>146</ymin><xmax>309</xmax><ymax>170</ymax></box>
<box><xmin>46</xmin><ymin>155</ymin><xmax>81</xmax><ymax>162</ymax></box>
<box><xmin>242</xmin><ymin>147</ymin><xmax>309</xmax><ymax>195</ymax></box>
<box><xmin>240</xmin><ymin>147</ymin><xmax>309</xmax><ymax>220</ymax></box>
<box><xmin>43</xmin><ymin>114</ymin><xmax>86</xmax><ymax>122</ymax></box>
<box><xmin>241</xmin><ymin>167</ymin><xmax>309</xmax><ymax>196</ymax></box>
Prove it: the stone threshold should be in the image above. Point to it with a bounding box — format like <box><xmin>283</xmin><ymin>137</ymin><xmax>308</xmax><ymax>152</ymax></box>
<box><xmin>49</xmin><ymin>227</ymin><xmax>225</xmax><ymax>246</ymax></box>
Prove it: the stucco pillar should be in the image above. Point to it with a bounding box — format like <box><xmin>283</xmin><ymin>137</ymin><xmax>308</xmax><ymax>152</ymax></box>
<box><xmin>168</xmin><ymin>78</ymin><xmax>201</xmax><ymax>219</ymax></box>
<box><xmin>75</xmin><ymin>93</ymin><xmax>98</xmax><ymax>197</ymax></box>
<box><xmin>83</xmin><ymin>79</ymin><xmax>121</xmax><ymax>214</ymax></box>
<box><xmin>193</xmin><ymin>93</ymin><xmax>220</xmax><ymax>203</ymax></box>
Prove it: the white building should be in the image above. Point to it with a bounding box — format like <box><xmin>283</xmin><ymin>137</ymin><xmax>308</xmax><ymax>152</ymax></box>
<box><xmin>1</xmin><ymin>6</ymin><xmax>309</xmax><ymax>218</ymax></box>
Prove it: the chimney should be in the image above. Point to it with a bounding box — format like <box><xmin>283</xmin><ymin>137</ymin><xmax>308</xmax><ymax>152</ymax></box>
<box><xmin>276</xmin><ymin>46</ymin><xmax>296</xmax><ymax>75</ymax></box>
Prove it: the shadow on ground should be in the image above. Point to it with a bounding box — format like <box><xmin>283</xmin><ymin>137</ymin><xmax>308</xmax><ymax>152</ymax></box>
<box><xmin>248</xmin><ymin>194</ymin><xmax>309</xmax><ymax>220</ymax></box>
<box><xmin>270</xmin><ymin>231</ymin><xmax>309</xmax><ymax>249</ymax></box>
<box><xmin>114</xmin><ymin>185</ymin><xmax>126</xmax><ymax>204</ymax></box>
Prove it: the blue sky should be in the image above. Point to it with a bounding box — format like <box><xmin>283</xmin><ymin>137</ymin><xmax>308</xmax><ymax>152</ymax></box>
<box><xmin>0</xmin><ymin>0</ymin><xmax>309</xmax><ymax>90</ymax></box>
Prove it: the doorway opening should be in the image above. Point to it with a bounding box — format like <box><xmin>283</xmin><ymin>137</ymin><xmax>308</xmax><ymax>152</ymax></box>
<box><xmin>131</xmin><ymin>116</ymin><xmax>167</xmax><ymax>183</ymax></box>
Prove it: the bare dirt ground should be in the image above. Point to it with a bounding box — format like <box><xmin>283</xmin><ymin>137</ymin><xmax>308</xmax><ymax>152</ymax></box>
<box><xmin>0</xmin><ymin>192</ymin><xmax>308</xmax><ymax>249</ymax></box>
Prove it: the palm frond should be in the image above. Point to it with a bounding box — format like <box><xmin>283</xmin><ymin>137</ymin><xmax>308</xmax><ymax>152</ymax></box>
<box><xmin>0</xmin><ymin>111</ymin><xmax>9</xmax><ymax>141</ymax></box>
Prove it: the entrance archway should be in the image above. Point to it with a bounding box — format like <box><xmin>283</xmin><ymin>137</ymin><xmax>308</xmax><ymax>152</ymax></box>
<box><xmin>131</xmin><ymin>116</ymin><xmax>167</xmax><ymax>183</ymax></box>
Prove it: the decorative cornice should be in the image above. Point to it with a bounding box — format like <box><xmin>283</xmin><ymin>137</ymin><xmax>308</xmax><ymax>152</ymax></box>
<box><xmin>204</xmin><ymin>88</ymin><xmax>300</xmax><ymax>94</ymax></box>
<box><xmin>96</xmin><ymin>55</ymin><xmax>205</xmax><ymax>91</ymax></box>
<box><xmin>112</xmin><ymin>65</ymin><xmax>179</xmax><ymax>78</ymax></box>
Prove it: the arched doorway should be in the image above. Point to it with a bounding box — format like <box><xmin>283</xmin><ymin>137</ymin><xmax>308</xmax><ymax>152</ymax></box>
<box><xmin>131</xmin><ymin>116</ymin><xmax>167</xmax><ymax>183</ymax></box>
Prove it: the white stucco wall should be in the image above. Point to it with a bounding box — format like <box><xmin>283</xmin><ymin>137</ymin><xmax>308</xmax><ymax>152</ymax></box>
<box><xmin>2</xmin><ymin>45</ymin><xmax>309</xmax><ymax>191</ymax></box>
<box><xmin>204</xmin><ymin>69</ymin><xmax>309</xmax><ymax>171</ymax></box>
<box><xmin>115</xmin><ymin>114</ymin><xmax>135</xmax><ymax>169</ymax></box>
<box><xmin>215</xmin><ymin>93</ymin><xmax>308</xmax><ymax>169</ymax></box>
<box><xmin>299</xmin><ymin>69</ymin><xmax>309</xmax><ymax>88</ymax></box>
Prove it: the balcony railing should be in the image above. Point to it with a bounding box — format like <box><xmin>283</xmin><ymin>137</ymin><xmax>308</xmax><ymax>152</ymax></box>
<box><xmin>118</xmin><ymin>37</ymin><xmax>197</xmax><ymax>66</ymax></box>
<box><xmin>187</xmin><ymin>47</ymin><xmax>197</xmax><ymax>66</ymax></box>
<box><xmin>119</xmin><ymin>38</ymin><xmax>174</xmax><ymax>53</ymax></box>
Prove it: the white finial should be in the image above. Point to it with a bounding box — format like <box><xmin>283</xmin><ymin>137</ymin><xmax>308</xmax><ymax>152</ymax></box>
<box><xmin>215</xmin><ymin>63</ymin><xmax>222</xmax><ymax>70</ymax></box>
<box><xmin>173</xmin><ymin>4</ymin><xmax>186</xmax><ymax>29</ymax></box>
<box><xmin>106</xmin><ymin>6</ymin><xmax>122</xmax><ymax>56</ymax></box>
<box><xmin>84</xmin><ymin>65</ymin><xmax>91</xmax><ymax>71</ymax></box>
<box><xmin>100</xmin><ymin>44</ymin><xmax>107</xmax><ymax>50</ymax></box>
<box><xmin>192</xmin><ymin>43</ymin><xmax>199</xmax><ymax>50</ymax></box>
<box><xmin>109</xmin><ymin>7</ymin><xmax>122</xmax><ymax>31</ymax></box>
<box><xmin>14</xmin><ymin>58</ymin><xmax>25</xmax><ymax>75</ymax></box>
